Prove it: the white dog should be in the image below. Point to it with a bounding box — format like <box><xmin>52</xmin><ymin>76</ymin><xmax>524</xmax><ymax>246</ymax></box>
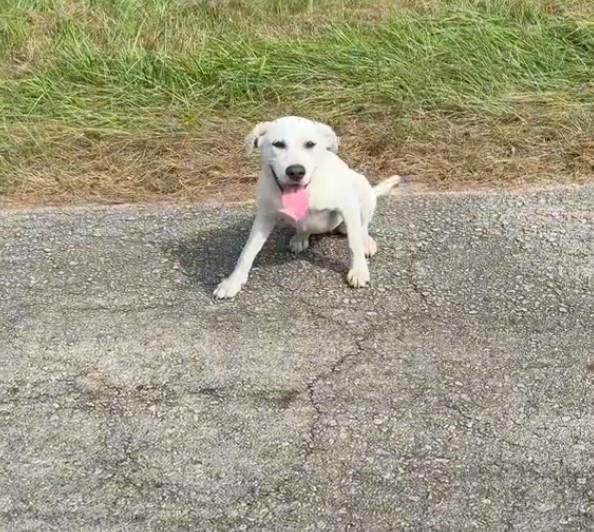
<box><xmin>213</xmin><ymin>116</ymin><xmax>400</xmax><ymax>299</ymax></box>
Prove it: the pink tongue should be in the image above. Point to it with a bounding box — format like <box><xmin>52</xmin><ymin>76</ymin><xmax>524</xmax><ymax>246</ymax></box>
<box><xmin>279</xmin><ymin>187</ymin><xmax>309</xmax><ymax>222</ymax></box>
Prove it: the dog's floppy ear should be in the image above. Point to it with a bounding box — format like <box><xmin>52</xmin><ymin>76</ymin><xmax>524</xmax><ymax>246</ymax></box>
<box><xmin>315</xmin><ymin>121</ymin><xmax>339</xmax><ymax>153</ymax></box>
<box><xmin>245</xmin><ymin>121</ymin><xmax>272</xmax><ymax>156</ymax></box>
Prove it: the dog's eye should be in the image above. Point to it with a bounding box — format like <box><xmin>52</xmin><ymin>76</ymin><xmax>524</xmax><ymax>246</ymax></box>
<box><xmin>305</xmin><ymin>141</ymin><xmax>316</xmax><ymax>149</ymax></box>
<box><xmin>272</xmin><ymin>140</ymin><xmax>286</xmax><ymax>149</ymax></box>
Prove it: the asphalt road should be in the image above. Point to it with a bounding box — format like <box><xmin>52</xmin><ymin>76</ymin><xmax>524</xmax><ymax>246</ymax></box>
<box><xmin>1</xmin><ymin>186</ymin><xmax>593</xmax><ymax>531</ymax></box>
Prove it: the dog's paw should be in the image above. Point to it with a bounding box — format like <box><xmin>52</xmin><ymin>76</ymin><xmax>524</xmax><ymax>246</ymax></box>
<box><xmin>364</xmin><ymin>236</ymin><xmax>377</xmax><ymax>258</ymax></box>
<box><xmin>289</xmin><ymin>234</ymin><xmax>310</xmax><ymax>254</ymax></box>
<box><xmin>213</xmin><ymin>277</ymin><xmax>244</xmax><ymax>299</ymax></box>
<box><xmin>347</xmin><ymin>266</ymin><xmax>370</xmax><ymax>288</ymax></box>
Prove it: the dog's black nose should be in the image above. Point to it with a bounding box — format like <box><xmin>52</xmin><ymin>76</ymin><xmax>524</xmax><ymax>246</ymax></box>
<box><xmin>286</xmin><ymin>164</ymin><xmax>306</xmax><ymax>181</ymax></box>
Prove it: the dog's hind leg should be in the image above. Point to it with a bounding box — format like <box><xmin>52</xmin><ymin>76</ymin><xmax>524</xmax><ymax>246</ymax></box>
<box><xmin>363</xmin><ymin>233</ymin><xmax>377</xmax><ymax>257</ymax></box>
<box><xmin>289</xmin><ymin>230</ymin><xmax>310</xmax><ymax>253</ymax></box>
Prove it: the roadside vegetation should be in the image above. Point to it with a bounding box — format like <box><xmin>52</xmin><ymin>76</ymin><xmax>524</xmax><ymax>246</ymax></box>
<box><xmin>1</xmin><ymin>0</ymin><xmax>593</xmax><ymax>204</ymax></box>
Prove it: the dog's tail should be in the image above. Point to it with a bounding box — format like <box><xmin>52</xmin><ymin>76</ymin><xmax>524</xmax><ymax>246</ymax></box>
<box><xmin>373</xmin><ymin>174</ymin><xmax>401</xmax><ymax>198</ymax></box>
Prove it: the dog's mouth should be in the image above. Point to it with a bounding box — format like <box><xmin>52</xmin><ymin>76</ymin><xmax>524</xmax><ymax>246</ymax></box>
<box><xmin>270</xmin><ymin>166</ymin><xmax>310</xmax><ymax>222</ymax></box>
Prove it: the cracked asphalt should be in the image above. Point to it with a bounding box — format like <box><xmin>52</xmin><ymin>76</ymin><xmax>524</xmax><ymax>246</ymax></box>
<box><xmin>1</xmin><ymin>186</ymin><xmax>593</xmax><ymax>531</ymax></box>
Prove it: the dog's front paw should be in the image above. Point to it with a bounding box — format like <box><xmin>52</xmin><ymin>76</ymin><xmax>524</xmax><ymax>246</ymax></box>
<box><xmin>347</xmin><ymin>266</ymin><xmax>370</xmax><ymax>288</ymax></box>
<box><xmin>213</xmin><ymin>277</ymin><xmax>244</xmax><ymax>299</ymax></box>
<box><xmin>289</xmin><ymin>233</ymin><xmax>310</xmax><ymax>254</ymax></box>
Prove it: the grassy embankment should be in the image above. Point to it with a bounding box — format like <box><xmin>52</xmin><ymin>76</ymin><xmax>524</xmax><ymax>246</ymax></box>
<box><xmin>1</xmin><ymin>0</ymin><xmax>593</xmax><ymax>204</ymax></box>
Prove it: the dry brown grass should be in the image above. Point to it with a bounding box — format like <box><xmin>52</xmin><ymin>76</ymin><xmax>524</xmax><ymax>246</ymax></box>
<box><xmin>3</xmin><ymin>112</ymin><xmax>593</xmax><ymax>208</ymax></box>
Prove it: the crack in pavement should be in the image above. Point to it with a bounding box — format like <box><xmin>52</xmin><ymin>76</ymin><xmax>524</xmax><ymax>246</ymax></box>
<box><xmin>233</xmin><ymin>297</ymin><xmax>374</xmax><ymax>528</ymax></box>
<box><xmin>3</xmin><ymin>189</ymin><xmax>594</xmax><ymax>530</ymax></box>
<box><xmin>211</xmin><ymin>251</ymin><xmax>436</xmax><ymax>526</ymax></box>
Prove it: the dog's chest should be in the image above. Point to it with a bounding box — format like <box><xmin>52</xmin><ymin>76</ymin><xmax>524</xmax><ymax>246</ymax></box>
<box><xmin>288</xmin><ymin>209</ymin><xmax>341</xmax><ymax>235</ymax></box>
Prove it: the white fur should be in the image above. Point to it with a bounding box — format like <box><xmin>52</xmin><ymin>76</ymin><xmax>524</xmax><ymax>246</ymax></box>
<box><xmin>214</xmin><ymin>115</ymin><xmax>400</xmax><ymax>299</ymax></box>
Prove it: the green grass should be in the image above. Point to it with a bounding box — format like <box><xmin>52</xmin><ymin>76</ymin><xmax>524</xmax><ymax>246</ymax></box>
<box><xmin>1</xmin><ymin>0</ymin><xmax>594</xmax><ymax>202</ymax></box>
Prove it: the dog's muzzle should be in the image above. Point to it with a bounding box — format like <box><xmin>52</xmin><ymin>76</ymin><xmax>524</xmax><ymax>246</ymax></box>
<box><xmin>270</xmin><ymin>166</ymin><xmax>308</xmax><ymax>192</ymax></box>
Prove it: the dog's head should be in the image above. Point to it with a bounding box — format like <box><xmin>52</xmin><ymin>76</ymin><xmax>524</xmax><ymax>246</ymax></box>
<box><xmin>245</xmin><ymin>116</ymin><xmax>339</xmax><ymax>189</ymax></box>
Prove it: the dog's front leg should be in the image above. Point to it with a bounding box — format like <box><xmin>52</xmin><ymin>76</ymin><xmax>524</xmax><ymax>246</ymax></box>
<box><xmin>214</xmin><ymin>212</ymin><xmax>276</xmax><ymax>299</ymax></box>
<box><xmin>340</xmin><ymin>203</ymin><xmax>370</xmax><ymax>288</ymax></box>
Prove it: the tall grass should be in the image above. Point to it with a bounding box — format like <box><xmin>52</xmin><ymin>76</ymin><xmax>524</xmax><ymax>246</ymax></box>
<box><xmin>1</xmin><ymin>0</ymin><xmax>593</xmax><ymax>201</ymax></box>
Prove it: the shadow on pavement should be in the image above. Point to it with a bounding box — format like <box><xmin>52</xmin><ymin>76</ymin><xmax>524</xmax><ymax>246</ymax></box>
<box><xmin>163</xmin><ymin>217</ymin><xmax>349</xmax><ymax>294</ymax></box>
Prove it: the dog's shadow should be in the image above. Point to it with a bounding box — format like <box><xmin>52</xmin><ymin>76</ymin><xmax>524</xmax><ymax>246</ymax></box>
<box><xmin>163</xmin><ymin>217</ymin><xmax>348</xmax><ymax>294</ymax></box>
